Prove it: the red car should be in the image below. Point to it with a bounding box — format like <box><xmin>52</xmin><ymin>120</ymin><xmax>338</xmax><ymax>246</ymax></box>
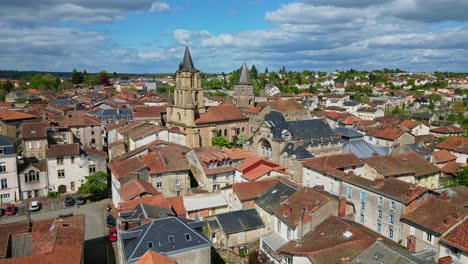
<box><xmin>109</xmin><ymin>227</ymin><xmax>117</xmax><ymax>242</ymax></box>
<box><xmin>5</xmin><ymin>204</ymin><xmax>17</xmax><ymax>216</ymax></box>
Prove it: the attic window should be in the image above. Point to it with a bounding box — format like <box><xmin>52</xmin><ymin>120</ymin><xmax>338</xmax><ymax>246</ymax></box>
<box><xmin>168</xmin><ymin>235</ymin><xmax>175</xmax><ymax>244</ymax></box>
<box><xmin>185</xmin><ymin>233</ymin><xmax>191</xmax><ymax>241</ymax></box>
<box><xmin>147</xmin><ymin>241</ymin><xmax>154</xmax><ymax>249</ymax></box>
<box><xmin>343</xmin><ymin>231</ymin><xmax>353</xmax><ymax>239</ymax></box>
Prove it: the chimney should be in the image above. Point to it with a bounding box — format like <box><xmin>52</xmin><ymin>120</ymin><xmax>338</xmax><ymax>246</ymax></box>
<box><xmin>338</xmin><ymin>197</ymin><xmax>346</xmax><ymax>218</ymax></box>
<box><xmin>407</xmin><ymin>185</ymin><xmax>418</xmax><ymax>198</ymax></box>
<box><xmin>120</xmin><ymin>220</ymin><xmax>127</xmax><ymax>231</ymax></box>
<box><xmin>406</xmin><ymin>235</ymin><xmax>416</xmax><ymax>252</ymax></box>
<box><xmin>438</xmin><ymin>256</ymin><xmax>452</xmax><ymax>264</ymax></box>
<box><xmin>340</xmin><ymin>257</ymin><xmax>350</xmax><ymax>264</ymax></box>
<box><xmin>375</xmin><ymin>177</ymin><xmax>385</xmax><ymax>187</ymax></box>
<box><xmin>440</xmin><ymin>191</ymin><xmax>450</xmax><ymax>201</ymax></box>
<box><xmin>54</xmin><ymin>218</ymin><xmax>64</xmax><ymax>228</ymax></box>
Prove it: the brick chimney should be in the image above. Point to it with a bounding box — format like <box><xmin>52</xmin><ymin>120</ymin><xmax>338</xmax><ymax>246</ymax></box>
<box><xmin>375</xmin><ymin>177</ymin><xmax>385</xmax><ymax>187</ymax></box>
<box><xmin>407</xmin><ymin>185</ymin><xmax>418</xmax><ymax>198</ymax></box>
<box><xmin>54</xmin><ymin>218</ymin><xmax>64</xmax><ymax>228</ymax></box>
<box><xmin>438</xmin><ymin>256</ymin><xmax>452</xmax><ymax>264</ymax></box>
<box><xmin>340</xmin><ymin>257</ymin><xmax>350</xmax><ymax>264</ymax></box>
<box><xmin>406</xmin><ymin>235</ymin><xmax>416</xmax><ymax>252</ymax></box>
<box><xmin>338</xmin><ymin>197</ymin><xmax>346</xmax><ymax>218</ymax></box>
<box><xmin>120</xmin><ymin>220</ymin><xmax>127</xmax><ymax>231</ymax></box>
<box><xmin>440</xmin><ymin>191</ymin><xmax>450</xmax><ymax>201</ymax></box>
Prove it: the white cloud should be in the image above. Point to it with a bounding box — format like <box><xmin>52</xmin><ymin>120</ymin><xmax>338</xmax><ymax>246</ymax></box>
<box><xmin>149</xmin><ymin>1</ymin><xmax>170</xmax><ymax>12</ymax></box>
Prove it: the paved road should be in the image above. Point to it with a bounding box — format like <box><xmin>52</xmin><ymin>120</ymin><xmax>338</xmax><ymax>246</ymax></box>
<box><xmin>0</xmin><ymin>198</ymin><xmax>117</xmax><ymax>264</ymax></box>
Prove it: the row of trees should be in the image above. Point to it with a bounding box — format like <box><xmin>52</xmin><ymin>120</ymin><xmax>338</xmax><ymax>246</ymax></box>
<box><xmin>71</xmin><ymin>69</ymin><xmax>112</xmax><ymax>86</ymax></box>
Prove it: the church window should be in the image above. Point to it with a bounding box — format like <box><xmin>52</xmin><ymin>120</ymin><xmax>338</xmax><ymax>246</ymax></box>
<box><xmin>177</xmin><ymin>112</ymin><xmax>181</xmax><ymax>121</ymax></box>
<box><xmin>191</xmin><ymin>74</ymin><xmax>195</xmax><ymax>87</ymax></box>
<box><xmin>224</xmin><ymin>129</ymin><xmax>227</xmax><ymax>136</ymax></box>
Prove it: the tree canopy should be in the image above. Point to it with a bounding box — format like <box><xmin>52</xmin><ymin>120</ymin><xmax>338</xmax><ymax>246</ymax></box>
<box><xmin>76</xmin><ymin>171</ymin><xmax>108</xmax><ymax>195</ymax></box>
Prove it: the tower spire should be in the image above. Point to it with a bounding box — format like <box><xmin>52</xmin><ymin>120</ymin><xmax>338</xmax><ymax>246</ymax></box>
<box><xmin>179</xmin><ymin>46</ymin><xmax>197</xmax><ymax>72</ymax></box>
<box><xmin>238</xmin><ymin>62</ymin><xmax>253</xmax><ymax>85</ymax></box>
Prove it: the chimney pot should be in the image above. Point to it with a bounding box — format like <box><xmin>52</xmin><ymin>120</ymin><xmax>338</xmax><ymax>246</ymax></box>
<box><xmin>438</xmin><ymin>256</ymin><xmax>452</xmax><ymax>264</ymax></box>
<box><xmin>338</xmin><ymin>197</ymin><xmax>346</xmax><ymax>218</ymax></box>
<box><xmin>406</xmin><ymin>235</ymin><xmax>416</xmax><ymax>252</ymax></box>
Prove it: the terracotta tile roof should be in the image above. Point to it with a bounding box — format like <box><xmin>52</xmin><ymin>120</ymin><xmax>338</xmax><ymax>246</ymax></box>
<box><xmin>21</xmin><ymin>121</ymin><xmax>49</xmax><ymax>139</ymax></box>
<box><xmin>366</xmin><ymin>126</ymin><xmax>406</xmax><ymax>141</ymax></box>
<box><xmin>232</xmin><ymin>179</ymin><xmax>280</xmax><ymax>202</ymax></box>
<box><xmin>136</xmin><ymin>250</ymin><xmax>176</xmax><ymax>264</ymax></box>
<box><xmin>243</xmin><ymin>106</ymin><xmax>261</xmax><ymax>114</ymax></box>
<box><xmin>0</xmin><ymin>102</ymin><xmax>14</xmax><ymax>108</ymax></box>
<box><xmin>167</xmin><ymin>196</ymin><xmax>186</xmax><ymax>216</ymax></box>
<box><xmin>440</xmin><ymin>161</ymin><xmax>463</xmax><ymax>176</ymax></box>
<box><xmin>339</xmin><ymin>116</ymin><xmax>362</xmax><ymax>125</ymax></box>
<box><xmin>140</xmin><ymin>147</ymin><xmax>189</xmax><ymax>175</ymax></box>
<box><xmin>0</xmin><ymin>215</ymin><xmax>85</xmax><ymax>264</ymax></box>
<box><xmin>83</xmin><ymin>147</ymin><xmax>107</xmax><ymax>160</ymax></box>
<box><xmin>195</xmin><ymin>102</ymin><xmax>247</xmax><ymax>124</ymax></box>
<box><xmin>272</xmin><ymin>187</ymin><xmax>334</xmax><ymax>228</ymax></box>
<box><xmin>194</xmin><ymin>146</ymin><xmax>235</xmax><ymax>176</ymax></box>
<box><xmin>0</xmin><ymin>221</ymin><xmax>30</xmax><ymax>258</ymax></box>
<box><xmin>433</xmin><ymin>150</ymin><xmax>457</xmax><ymax>164</ymax></box>
<box><xmin>104</xmin><ymin>120</ymin><xmax>129</xmax><ymax>132</ymax></box>
<box><xmin>132</xmin><ymin>106</ymin><xmax>166</xmax><ymax>118</ymax></box>
<box><xmin>343</xmin><ymin>176</ymin><xmax>427</xmax><ymax>204</ymax></box>
<box><xmin>120</xmin><ymin>180</ymin><xmax>161</xmax><ymax>202</ymax></box>
<box><xmin>108</xmin><ymin>157</ymin><xmax>147</xmax><ymax>180</ymax></box>
<box><xmin>442</xmin><ymin>186</ymin><xmax>468</xmax><ymax>208</ymax></box>
<box><xmin>128</xmin><ymin>126</ymin><xmax>164</xmax><ymax>141</ymax></box>
<box><xmin>430</xmin><ymin>126</ymin><xmax>463</xmax><ymax>134</ymax></box>
<box><xmin>46</xmin><ymin>144</ymin><xmax>80</xmax><ymax>157</ymax></box>
<box><xmin>435</xmin><ymin>137</ymin><xmax>468</xmax><ymax>154</ymax></box>
<box><xmin>222</xmin><ymin>147</ymin><xmax>259</xmax><ymax>161</ymax></box>
<box><xmin>116</xmin><ymin>121</ymin><xmax>148</xmax><ymax>134</ymax></box>
<box><xmin>440</xmin><ymin>219</ymin><xmax>468</xmax><ymax>252</ymax></box>
<box><xmin>303</xmin><ymin>153</ymin><xmax>362</xmax><ymax>178</ymax></box>
<box><xmin>278</xmin><ymin>216</ymin><xmax>390</xmax><ymax>264</ymax></box>
<box><xmin>237</xmin><ymin>157</ymin><xmax>287</xmax><ymax>181</ymax></box>
<box><xmin>0</xmin><ymin>110</ymin><xmax>36</xmax><ymax>121</ymax></box>
<box><xmin>266</xmin><ymin>99</ymin><xmax>305</xmax><ymax>112</ymax></box>
<box><xmin>362</xmin><ymin>152</ymin><xmax>439</xmax><ymax>178</ymax></box>
<box><xmin>399</xmin><ymin>120</ymin><xmax>420</xmax><ymax>129</ymax></box>
<box><xmin>402</xmin><ymin>196</ymin><xmax>466</xmax><ymax>235</ymax></box>
<box><xmin>374</xmin><ymin>116</ymin><xmax>401</xmax><ymax>125</ymax></box>
<box><xmin>325</xmin><ymin>111</ymin><xmax>350</xmax><ymax>121</ymax></box>
<box><xmin>118</xmin><ymin>195</ymin><xmax>171</xmax><ymax>212</ymax></box>
<box><xmin>67</xmin><ymin>114</ymin><xmax>101</xmax><ymax>127</ymax></box>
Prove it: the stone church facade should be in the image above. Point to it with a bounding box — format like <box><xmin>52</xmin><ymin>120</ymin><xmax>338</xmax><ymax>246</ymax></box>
<box><xmin>166</xmin><ymin>47</ymin><xmax>249</xmax><ymax>148</ymax></box>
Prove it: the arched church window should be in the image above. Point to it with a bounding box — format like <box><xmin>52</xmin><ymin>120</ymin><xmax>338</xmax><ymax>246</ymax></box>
<box><xmin>224</xmin><ymin>129</ymin><xmax>227</xmax><ymax>136</ymax></box>
<box><xmin>177</xmin><ymin>112</ymin><xmax>181</xmax><ymax>121</ymax></box>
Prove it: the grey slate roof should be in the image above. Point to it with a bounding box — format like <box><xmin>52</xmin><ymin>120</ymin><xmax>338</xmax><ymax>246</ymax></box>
<box><xmin>351</xmin><ymin>240</ymin><xmax>435</xmax><ymax>264</ymax></box>
<box><xmin>264</xmin><ymin>111</ymin><xmax>334</xmax><ymax>143</ymax></box>
<box><xmin>255</xmin><ymin>181</ymin><xmax>298</xmax><ymax>215</ymax></box>
<box><xmin>334</xmin><ymin>127</ymin><xmax>363</xmax><ymax>140</ymax></box>
<box><xmin>238</xmin><ymin>62</ymin><xmax>253</xmax><ymax>85</ymax></box>
<box><xmin>343</xmin><ymin>100</ymin><xmax>360</xmax><ymax>106</ymax></box>
<box><xmin>90</xmin><ymin>108</ymin><xmax>133</xmax><ymax>122</ymax></box>
<box><xmin>120</xmin><ymin>203</ymin><xmax>174</xmax><ymax>222</ymax></box>
<box><xmin>0</xmin><ymin>136</ymin><xmax>15</xmax><ymax>155</ymax></box>
<box><xmin>122</xmin><ymin>217</ymin><xmax>210</xmax><ymax>263</ymax></box>
<box><xmin>178</xmin><ymin>46</ymin><xmax>198</xmax><ymax>72</ymax></box>
<box><xmin>281</xmin><ymin>142</ymin><xmax>313</xmax><ymax>160</ymax></box>
<box><xmin>342</xmin><ymin>140</ymin><xmax>389</xmax><ymax>159</ymax></box>
<box><xmin>215</xmin><ymin>208</ymin><xmax>264</xmax><ymax>235</ymax></box>
<box><xmin>412</xmin><ymin>112</ymin><xmax>434</xmax><ymax>120</ymax></box>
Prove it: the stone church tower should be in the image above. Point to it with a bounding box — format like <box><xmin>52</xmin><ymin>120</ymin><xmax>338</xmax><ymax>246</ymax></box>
<box><xmin>231</xmin><ymin>62</ymin><xmax>255</xmax><ymax>109</ymax></box>
<box><xmin>166</xmin><ymin>47</ymin><xmax>205</xmax><ymax>147</ymax></box>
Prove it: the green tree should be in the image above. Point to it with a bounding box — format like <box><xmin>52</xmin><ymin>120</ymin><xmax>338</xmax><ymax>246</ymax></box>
<box><xmin>76</xmin><ymin>171</ymin><xmax>108</xmax><ymax>195</ymax></box>
<box><xmin>235</xmin><ymin>133</ymin><xmax>248</xmax><ymax>146</ymax></box>
<box><xmin>97</xmin><ymin>71</ymin><xmax>111</xmax><ymax>86</ymax></box>
<box><xmin>2</xmin><ymin>81</ymin><xmax>13</xmax><ymax>93</ymax></box>
<box><xmin>71</xmin><ymin>69</ymin><xmax>84</xmax><ymax>84</ymax></box>
<box><xmin>451</xmin><ymin>101</ymin><xmax>466</xmax><ymax>115</ymax></box>
<box><xmin>250</xmin><ymin>65</ymin><xmax>258</xmax><ymax>79</ymax></box>
<box><xmin>428</xmin><ymin>93</ymin><xmax>442</xmax><ymax>102</ymax></box>
<box><xmin>211</xmin><ymin>136</ymin><xmax>231</xmax><ymax>148</ymax></box>
<box><xmin>264</xmin><ymin>67</ymin><xmax>269</xmax><ymax>74</ymax></box>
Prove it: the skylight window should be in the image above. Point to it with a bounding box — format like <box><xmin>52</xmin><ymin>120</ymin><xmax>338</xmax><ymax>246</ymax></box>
<box><xmin>343</xmin><ymin>231</ymin><xmax>353</xmax><ymax>239</ymax></box>
<box><xmin>147</xmin><ymin>241</ymin><xmax>154</xmax><ymax>248</ymax></box>
<box><xmin>185</xmin><ymin>233</ymin><xmax>191</xmax><ymax>241</ymax></box>
<box><xmin>168</xmin><ymin>235</ymin><xmax>175</xmax><ymax>244</ymax></box>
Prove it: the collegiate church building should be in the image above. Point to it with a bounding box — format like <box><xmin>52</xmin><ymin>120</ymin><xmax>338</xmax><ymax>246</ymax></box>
<box><xmin>166</xmin><ymin>47</ymin><xmax>249</xmax><ymax>148</ymax></box>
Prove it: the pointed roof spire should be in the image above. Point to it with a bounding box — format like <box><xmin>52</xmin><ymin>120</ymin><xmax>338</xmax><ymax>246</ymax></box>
<box><xmin>238</xmin><ymin>62</ymin><xmax>253</xmax><ymax>85</ymax></box>
<box><xmin>179</xmin><ymin>46</ymin><xmax>198</xmax><ymax>72</ymax></box>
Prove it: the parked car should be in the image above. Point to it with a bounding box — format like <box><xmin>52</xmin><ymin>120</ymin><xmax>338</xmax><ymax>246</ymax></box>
<box><xmin>29</xmin><ymin>201</ymin><xmax>41</xmax><ymax>211</ymax></box>
<box><xmin>0</xmin><ymin>208</ymin><xmax>4</xmax><ymax>216</ymax></box>
<box><xmin>5</xmin><ymin>204</ymin><xmax>17</xmax><ymax>216</ymax></box>
<box><xmin>109</xmin><ymin>227</ymin><xmax>117</xmax><ymax>242</ymax></box>
<box><xmin>106</xmin><ymin>214</ymin><xmax>116</xmax><ymax>228</ymax></box>
<box><xmin>65</xmin><ymin>196</ymin><xmax>75</xmax><ymax>207</ymax></box>
<box><xmin>76</xmin><ymin>196</ymin><xmax>86</xmax><ymax>205</ymax></box>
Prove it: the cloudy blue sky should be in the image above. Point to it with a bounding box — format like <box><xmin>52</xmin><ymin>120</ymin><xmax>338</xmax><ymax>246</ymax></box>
<box><xmin>0</xmin><ymin>0</ymin><xmax>467</xmax><ymax>73</ymax></box>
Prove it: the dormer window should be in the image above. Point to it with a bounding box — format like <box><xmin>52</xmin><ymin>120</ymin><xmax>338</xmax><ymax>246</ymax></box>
<box><xmin>168</xmin><ymin>235</ymin><xmax>175</xmax><ymax>244</ymax></box>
